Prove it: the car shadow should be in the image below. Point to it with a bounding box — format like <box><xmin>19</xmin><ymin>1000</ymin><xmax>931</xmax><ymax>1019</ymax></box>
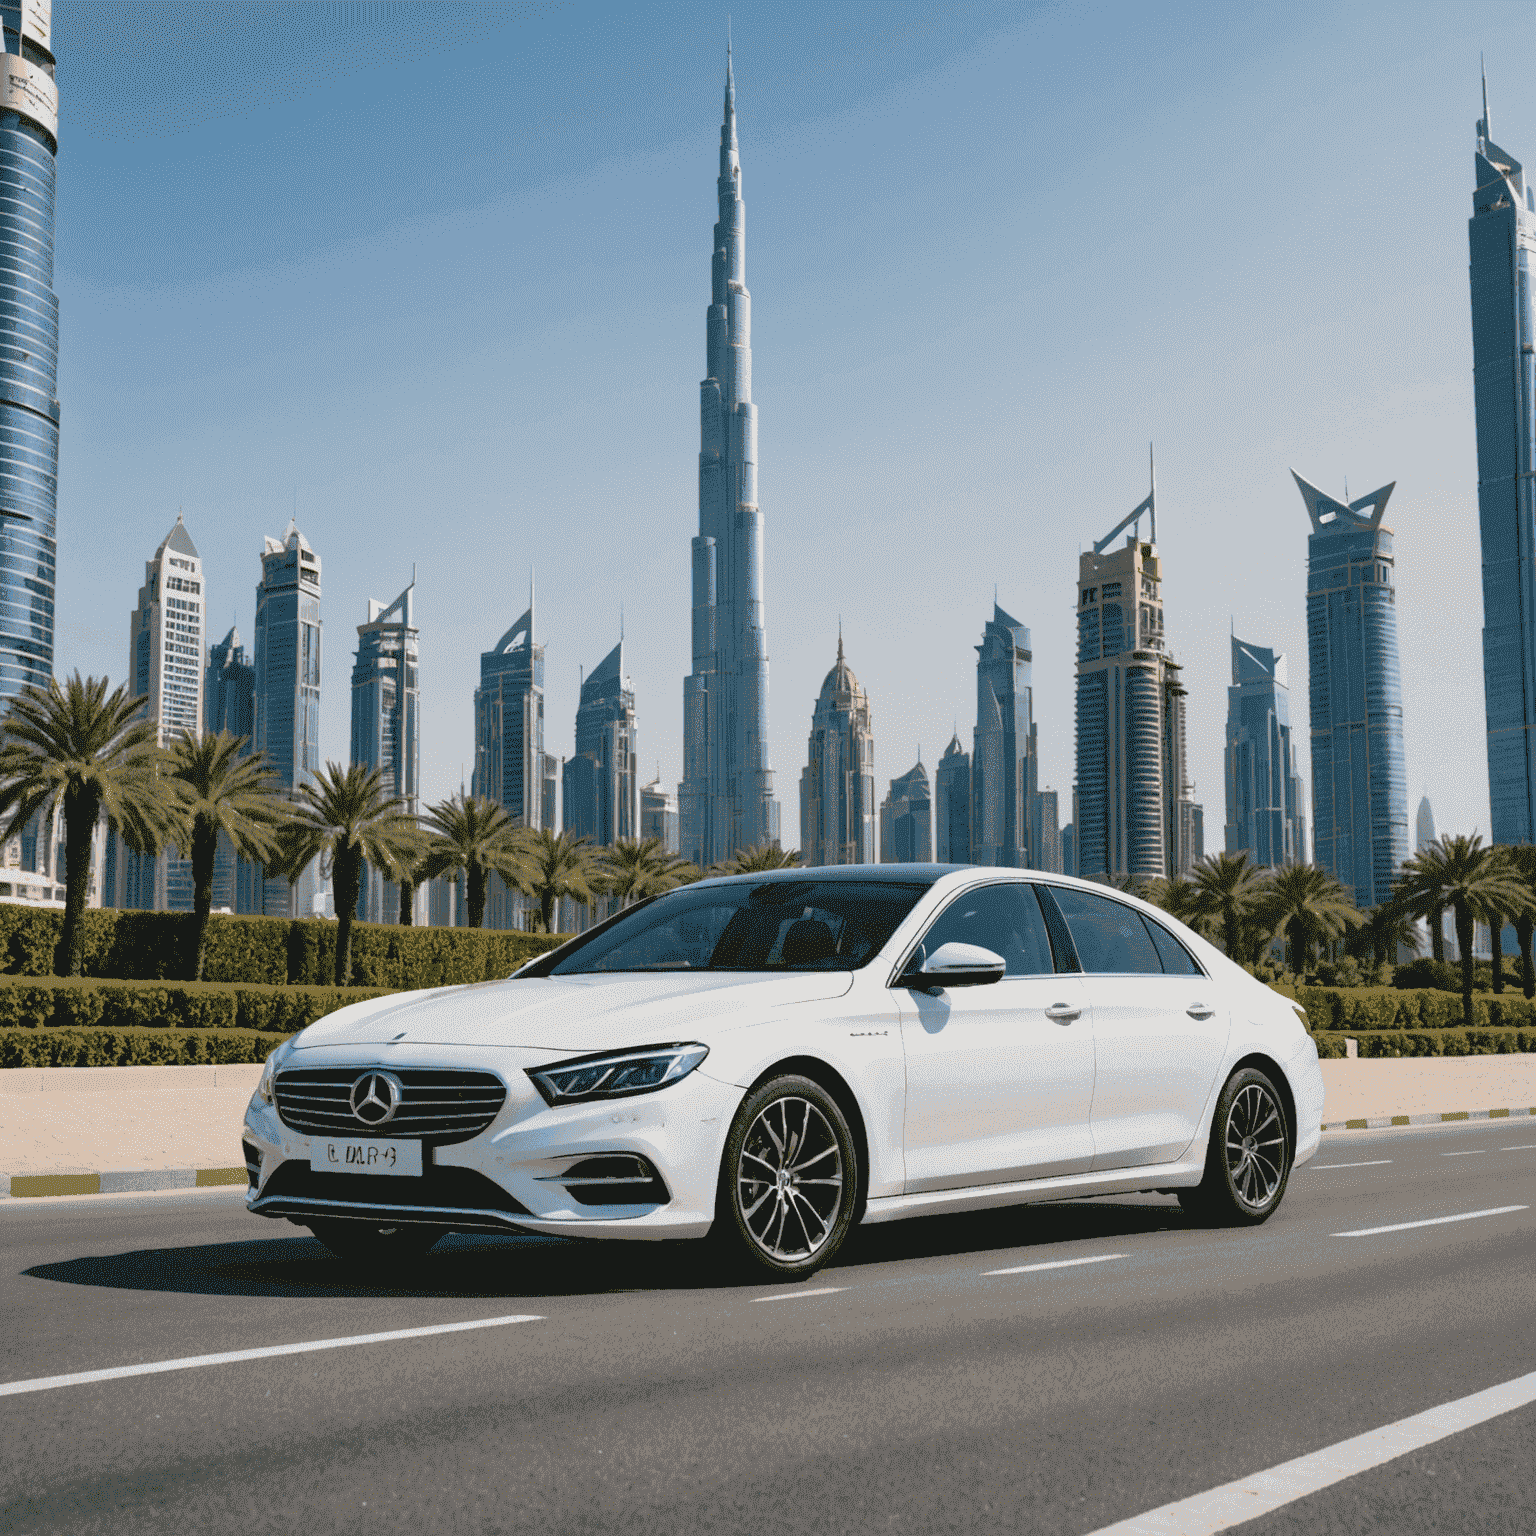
<box><xmin>22</xmin><ymin>1194</ymin><xmax>1199</xmax><ymax>1303</ymax></box>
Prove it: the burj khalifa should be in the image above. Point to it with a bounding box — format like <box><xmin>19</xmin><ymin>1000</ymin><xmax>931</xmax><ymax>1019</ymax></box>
<box><xmin>680</xmin><ymin>49</ymin><xmax>780</xmax><ymax>866</ymax></box>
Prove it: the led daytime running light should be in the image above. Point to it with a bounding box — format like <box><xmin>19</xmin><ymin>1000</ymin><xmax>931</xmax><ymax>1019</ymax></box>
<box><xmin>530</xmin><ymin>1043</ymin><xmax>709</xmax><ymax>1106</ymax></box>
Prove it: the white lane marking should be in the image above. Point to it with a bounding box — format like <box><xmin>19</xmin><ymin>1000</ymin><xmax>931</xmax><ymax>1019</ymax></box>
<box><xmin>1311</xmin><ymin>1160</ymin><xmax>1393</xmax><ymax>1170</ymax></box>
<box><xmin>749</xmin><ymin>1286</ymin><xmax>846</xmax><ymax>1303</ymax></box>
<box><xmin>1442</xmin><ymin>1150</ymin><xmax>1487</xmax><ymax>1157</ymax></box>
<box><xmin>0</xmin><ymin>1314</ymin><xmax>544</xmax><ymax>1399</ymax></box>
<box><xmin>1334</xmin><ymin>1205</ymin><xmax>1527</xmax><ymax>1238</ymax></box>
<box><xmin>1502</xmin><ymin>1144</ymin><xmax>1536</xmax><ymax>1152</ymax></box>
<box><xmin>1079</xmin><ymin>1367</ymin><xmax>1536</xmax><ymax>1535</ymax></box>
<box><xmin>984</xmin><ymin>1253</ymin><xmax>1127</xmax><ymax>1277</ymax></box>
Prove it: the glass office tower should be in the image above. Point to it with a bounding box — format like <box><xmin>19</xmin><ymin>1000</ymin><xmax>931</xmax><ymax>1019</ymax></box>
<box><xmin>972</xmin><ymin>602</ymin><xmax>1046</xmax><ymax>869</ymax></box>
<box><xmin>935</xmin><ymin>734</ymin><xmax>971</xmax><ymax>864</ymax></box>
<box><xmin>1223</xmin><ymin>634</ymin><xmax>1307</xmax><ymax>868</ymax></box>
<box><xmin>563</xmin><ymin>639</ymin><xmax>638</xmax><ymax>848</ymax></box>
<box><xmin>0</xmin><ymin>1</ymin><xmax>58</xmax><ymax>703</ymax></box>
<box><xmin>205</xmin><ymin>625</ymin><xmax>259</xmax><ymax>914</ymax></box>
<box><xmin>880</xmin><ymin>759</ymin><xmax>932</xmax><ymax>863</ymax></box>
<box><xmin>1292</xmin><ymin>471</ymin><xmax>1408</xmax><ymax>907</ymax></box>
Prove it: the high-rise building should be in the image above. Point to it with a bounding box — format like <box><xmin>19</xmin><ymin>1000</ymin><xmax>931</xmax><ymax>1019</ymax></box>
<box><xmin>680</xmin><ymin>49</ymin><xmax>780</xmax><ymax>867</ymax></box>
<box><xmin>880</xmin><ymin>758</ymin><xmax>932</xmax><ymax>863</ymax></box>
<box><xmin>1470</xmin><ymin>83</ymin><xmax>1536</xmax><ymax>845</ymax></box>
<box><xmin>0</xmin><ymin>2</ymin><xmax>58</xmax><ymax>706</ymax></box>
<box><xmin>1034</xmin><ymin>788</ymin><xmax>1062</xmax><ymax>875</ymax></box>
<box><xmin>107</xmin><ymin>516</ymin><xmax>205</xmax><ymax>911</ymax></box>
<box><xmin>1060</xmin><ymin>821</ymin><xmax>1076</xmax><ymax>877</ymax></box>
<box><xmin>972</xmin><ymin>603</ymin><xmax>1046</xmax><ymax>869</ymax></box>
<box><xmin>1415</xmin><ymin>795</ymin><xmax>1436</xmax><ymax>853</ymax></box>
<box><xmin>1223</xmin><ymin>634</ymin><xmax>1308</xmax><ymax>869</ymax></box>
<box><xmin>935</xmin><ymin>734</ymin><xmax>971</xmax><ymax>864</ymax></box>
<box><xmin>563</xmin><ymin>640</ymin><xmax>637</xmax><ymax>848</ymax></box>
<box><xmin>253</xmin><ymin>520</ymin><xmax>322</xmax><ymax>917</ymax></box>
<box><xmin>1292</xmin><ymin>471</ymin><xmax>1408</xmax><ymax>907</ymax></box>
<box><xmin>640</xmin><ymin>775</ymin><xmax>680</xmax><ymax>855</ymax></box>
<box><xmin>1073</xmin><ymin>457</ymin><xmax>1202</xmax><ymax>882</ymax></box>
<box><xmin>205</xmin><ymin>624</ymin><xmax>259</xmax><ymax>914</ymax></box>
<box><xmin>350</xmin><ymin>578</ymin><xmax>419</xmax><ymax>923</ymax></box>
<box><xmin>799</xmin><ymin>637</ymin><xmax>874</xmax><ymax>867</ymax></box>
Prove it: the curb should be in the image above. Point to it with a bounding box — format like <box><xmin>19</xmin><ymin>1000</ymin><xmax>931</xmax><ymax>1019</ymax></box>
<box><xmin>1322</xmin><ymin>1106</ymin><xmax>1536</xmax><ymax>1131</ymax></box>
<box><xmin>0</xmin><ymin>1167</ymin><xmax>246</xmax><ymax>1199</ymax></box>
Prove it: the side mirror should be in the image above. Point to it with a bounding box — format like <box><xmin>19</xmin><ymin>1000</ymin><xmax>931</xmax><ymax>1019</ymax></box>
<box><xmin>902</xmin><ymin>941</ymin><xmax>1007</xmax><ymax>991</ymax></box>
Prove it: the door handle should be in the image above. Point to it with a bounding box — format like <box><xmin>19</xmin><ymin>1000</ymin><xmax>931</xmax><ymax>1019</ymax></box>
<box><xmin>1044</xmin><ymin>1003</ymin><xmax>1081</xmax><ymax>1023</ymax></box>
<box><xmin>1187</xmin><ymin>1003</ymin><xmax>1215</xmax><ymax>1020</ymax></box>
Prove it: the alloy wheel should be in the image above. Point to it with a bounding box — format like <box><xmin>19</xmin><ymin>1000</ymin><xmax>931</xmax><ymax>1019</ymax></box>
<box><xmin>1223</xmin><ymin>1082</ymin><xmax>1286</xmax><ymax>1210</ymax></box>
<box><xmin>735</xmin><ymin>1095</ymin><xmax>845</xmax><ymax>1262</ymax></box>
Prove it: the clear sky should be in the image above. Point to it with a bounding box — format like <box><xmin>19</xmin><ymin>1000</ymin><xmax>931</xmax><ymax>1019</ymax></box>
<box><xmin>48</xmin><ymin>0</ymin><xmax>1536</xmax><ymax>850</ymax></box>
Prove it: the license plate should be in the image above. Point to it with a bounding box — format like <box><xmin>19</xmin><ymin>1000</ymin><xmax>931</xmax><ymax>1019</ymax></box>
<box><xmin>310</xmin><ymin>1138</ymin><xmax>423</xmax><ymax>1177</ymax></box>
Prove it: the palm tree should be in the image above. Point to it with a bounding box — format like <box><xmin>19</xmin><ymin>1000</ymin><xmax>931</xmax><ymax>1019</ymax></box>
<box><xmin>270</xmin><ymin>762</ymin><xmax>420</xmax><ymax>986</ymax></box>
<box><xmin>597</xmin><ymin>836</ymin><xmax>698</xmax><ymax>908</ymax></box>
<box><xmin>1189</xmin><ymin>851</ymin><xmax>1267</xmax><ymax>959</ymax></box>
<box><xmin>164</xmin><ymin>731</ymin><xmax>289</xmax><ymax>980</ymax></box>
<box><xmin>1480</xmin><ymin>845</ymin><xmax>1531</xmax><ymax>995</ymax></box>
<box><xmin>1257</xmin><ymin>863</ymin><xmax>1360</xmax><ymax>976</ymax></box>
<box><xmin>1395</xmin><ymin>834</ymin><xmax>1532</xmax><ymax>1027</ymax></box>
<box><xmin>1349</xmin><ymin>901</ymin><xmax>1421</xmax><ymax>974</ymax></box>
<box><xmin>710</xmin><ymin>842</ymin><xmax>801</xmax><ymax>875</ymax></box>
<box><xmin>1507</xmin><ymin>845</ymin><xmax>1536</xmax><ymax>1000</ymax></box>
<box><xmin>418</xmin><ymin>793</ymin><xmax>524</xmax><ymax>930</ymax></box>
<box><xmin>0</xmin><ymin>674</ymin><xmax>175</xmax><ymax>976</ymax></box>
<box><xmin>510</xmin><ymin>826</ymin><xmax>601</xmax><ymax>932</ymax></box>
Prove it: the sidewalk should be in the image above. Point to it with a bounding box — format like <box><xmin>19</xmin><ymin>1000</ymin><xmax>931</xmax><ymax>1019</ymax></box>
<box><xmin>2</xmin><ymin>1056</ymin><xmax>1535</xmax><ymax>1197</ymax></box>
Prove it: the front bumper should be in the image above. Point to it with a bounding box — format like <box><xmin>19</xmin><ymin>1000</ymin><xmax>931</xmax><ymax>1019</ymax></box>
<box><xmin>243</xmin><ymin>1045</ymin><xmax>743</xmax><ymax>1241</ymax></box>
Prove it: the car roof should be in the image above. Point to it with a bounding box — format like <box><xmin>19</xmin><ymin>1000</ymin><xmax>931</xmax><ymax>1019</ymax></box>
<box><xmin>691</xmin><ymin>864</ymin><xmax>963</xmax><ymax>888</ymax></box>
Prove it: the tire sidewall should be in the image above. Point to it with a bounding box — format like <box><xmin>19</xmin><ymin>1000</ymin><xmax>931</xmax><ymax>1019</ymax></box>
<box><xmin>1204</xmin><ymin>1066</ymin><xmax>1292</xmax><ymax>1223</ymax></box>
<box><xmin>714</xmin><ymin>1074</ymin><xmax>859</xmax><ymax>1279</ymax></box>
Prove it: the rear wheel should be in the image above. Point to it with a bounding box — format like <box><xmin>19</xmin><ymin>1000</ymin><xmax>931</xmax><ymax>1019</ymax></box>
<box><xmin>710</xmin><ymin>1074</ymin><xmax>858</xmax><ymax>1280</ymax></box>
<box><xmin>1179</xmin><ymin>1067</ymin><xmax>1291</xmax><ymax>1225</ymax></box>
<box><xmin>306</xmin><ymin>1219</ymin><xmax>445</xmax><ymax>1263</ymax></box>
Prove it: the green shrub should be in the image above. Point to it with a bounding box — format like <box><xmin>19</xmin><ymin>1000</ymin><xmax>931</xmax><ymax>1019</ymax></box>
<box><xmin>0</xmin><ymin>1025</ymin><xmax>283</xmax><ymax>1068</ymax></box>
<box><xmin>0</xmin><ymin>905</ymin><xmax>564</xmax><ymax>986</ymax></box>
<box><xmin>1392</xmin><ymin>957</ymin><xmax>1460</xmax><ymax>992</ymax></box>
<box><xmin>1315</xmin><ymin>1027</ymin><xmax>1536</xmax><ymax>1059</ymax></box>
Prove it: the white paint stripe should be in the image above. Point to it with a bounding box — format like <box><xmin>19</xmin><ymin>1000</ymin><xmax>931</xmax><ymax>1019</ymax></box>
<box><xmin>748</xmin><ymin>1286</ymin><xmax>846</xmax><ymax>1304</ymax></box>
<box><xmin>1501</xmin><ymin>1144</ymin><xmax>1536</xmax><ymax>1151</ymax></box>
<box><xmin>1080</xmin><ymin>1367</ymin><xmax>1536</xmax><ymax>1535</ymax></box>
<box><xmin>0</xmin><ymin>1314</ymin><xmax>544</xmax><ymax>1399</ymax></box>
<box><xmin>1311</xmin><ymin>1160</ymin><xmax>1393</xmax><ymax>1169</ymax></box>
<box><xmin>1334</xmin><ymin>1205</ymin><xmax>1527</xmax><ymax>1238</ymax></box>
<box><xmin>984</xmin><ymin>1253</ymin><xmax>1127</xmax><ymax>1277</ymax></box>
<box><xmin>1442</xmin><ymin>1150</ymin><xmax>1487</xmax><ymax>1157</ymax></box>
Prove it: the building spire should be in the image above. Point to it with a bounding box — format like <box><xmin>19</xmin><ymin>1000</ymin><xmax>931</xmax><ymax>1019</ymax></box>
<box><xmin>1481</xmin><ymin>53</ymin><xmax>1490</xmax><ymax>141</ymax></box>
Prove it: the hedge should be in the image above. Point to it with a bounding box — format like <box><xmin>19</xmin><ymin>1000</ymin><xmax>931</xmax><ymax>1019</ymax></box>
<box><xmin>0</xmin><ymin>1025</ymin><xmax>284</xmax><ymax>1068</ymax></box>
<box><xmin>1314</xmin><ymin>1028</ymin><xmax>1536</xmax><ymax>1059</ymax></box>
<box><xmin>0</xmin><ymin>975</ymin><xmax>388</xmax><ymax>1034</ymax></box>
<box><xmin>0</xmin><ymin>905</ymin><xmax>565</xmax><ymax>988</ymax></box>
<box><xmin>1293</xmin><ymin>985</ymin><xmax>1536</xmax><ymax>1032</ymax></box>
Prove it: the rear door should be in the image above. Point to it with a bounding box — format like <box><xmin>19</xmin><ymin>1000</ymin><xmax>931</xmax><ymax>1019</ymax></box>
<box><xmin>1041</xmin><ymin>885</ymin><xmax>1230</xmax><ymax>1171</ymax></box>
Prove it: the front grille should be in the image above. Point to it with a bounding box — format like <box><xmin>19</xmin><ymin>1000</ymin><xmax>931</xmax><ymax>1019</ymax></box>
<box><xmin>254</xmin><ymin>1160</ymin><xmax>531</xmax><ymax>1231</ymax></box>
<box><xmin>273</xmin><ymin>1067</ymin><xmax>507</xmax><ymax>1145</ymax></box>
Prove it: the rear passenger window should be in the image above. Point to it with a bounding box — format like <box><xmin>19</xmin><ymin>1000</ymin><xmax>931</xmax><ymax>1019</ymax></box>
<box><xmin>1144</xmin><ymin>917</ymin><xmax>1202</xmax><ymax>975</ymax></box>
<box><xmin>918</xmin><ymin>883</ymin><xmax>1055</xmax><ymax>977</ymax></box>
<box><xmin>1048</xmin><ymin>887</ymin><xmax>1163</xmax><ymax>975</ymax></box>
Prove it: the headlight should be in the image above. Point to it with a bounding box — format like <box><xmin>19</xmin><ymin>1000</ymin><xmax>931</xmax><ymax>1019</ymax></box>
<box><xmin>529</xmin><ymin>1043</ymin><xmax>710</xmax><ymax>1106</ymax></box>
<box><xmin>257</xmin><ymin>1046</ymin><xmax>282</xmax><ymax>1104</ymax></box>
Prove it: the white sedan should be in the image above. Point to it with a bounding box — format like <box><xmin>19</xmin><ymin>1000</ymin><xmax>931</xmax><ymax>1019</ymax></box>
<box><xmin>243</xmin><ymin>866</ymin><xmax>1323</xmax><ymax>1279</ymax></box>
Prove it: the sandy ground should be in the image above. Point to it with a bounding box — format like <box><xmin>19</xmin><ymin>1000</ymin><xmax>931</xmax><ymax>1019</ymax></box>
<box><xmin>1</xmin><ymin>1057</ymin><xmax>1535</xmax><ymax>1176</ymax></box>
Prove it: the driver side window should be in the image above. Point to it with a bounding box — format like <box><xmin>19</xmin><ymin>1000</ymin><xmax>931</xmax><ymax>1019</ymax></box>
<box><xmin>918</xmin><ymin>883</ymin><xmax>1055</xmax><ymax>977</ymax></box>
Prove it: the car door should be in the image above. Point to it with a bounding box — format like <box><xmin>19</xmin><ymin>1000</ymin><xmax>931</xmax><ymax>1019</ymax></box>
<box><xmin>894</xmin><ymin>880</ymin><xmax>1094</xmax><ymax>1193</ymax></box>
<box><xmin>1041</xmin><ymin>885</ymin><xmax>1231</xmax><ymax>1171</ymax></box>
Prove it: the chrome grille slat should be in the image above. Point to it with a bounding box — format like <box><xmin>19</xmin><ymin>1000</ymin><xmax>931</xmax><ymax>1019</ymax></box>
<box><xmin>273</xmin><ymin>1067</ymin><xmax>508</xmax><ymax>1146</ymax></box>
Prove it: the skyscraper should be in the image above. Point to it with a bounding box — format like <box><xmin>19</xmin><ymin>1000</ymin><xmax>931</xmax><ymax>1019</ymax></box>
<box><xmin>680</xmin><ymin>49</ymin><xmax>780</xmax><ymax>867</ymax></box>
<box><xmin>935</xmin><ymin>735</ymin><xmax>971</xmax><ymax>864</ymax></box>
<box><xmin>1415</xmin><ymin>795</ymin><xmax>1436</xmax><ymax>853</ymax></box>
<box><xmin>205</xmin><ymin>624</ymin><xmax>258</xmax><ymax>914</ymax></box>
<box><xmin>1469</xmin><ymin>83</ymin><xmax>1536</xmax><ymax>845</ymax></box>
<box><xmin>799</xmin><ymin>637</ymin><xmax>874</xmax><ymax>867</ymax></box>
<box><xmin>350</xmin><ymin>578</ymin><xmax>419</xmax><ymax>923</ymax></box>
<box><xmin>1224</xmin><ymin>634</ymin><xmax>1307</xmax><ymax>868</ymax></box>
<box><xmin>253</xmin><ymin>521</ymin><xmax>322</xmax><ymax>918</ymax></box>
<box><xmin>1074</xmin><ymin>457</ymin><xmax>1202</xmax><ymax>882</ymax></box>
<box><xmin>880</xmin><ymin>758</ymin><xmax>932</xmax><ymax>863</ymax></box>
<box><xmin>640</xmin><ymin>775</ymin><xmax>680</xmax><ymax>855</ymax></box>
<box><xmin>971</xmin><ymin>603</ymin><xmax>1044</xmax><ymax>869</ymax></box>
<box><xmin>1293</xmin><ymin>471</ymin><xmax>1408</xmax><ymax>907</ymax></box>
<box><xmin>0</xmin><ymin>2</ymin><xmax>58</xmax><ymax>705</ymax></box>
<box><xmin>108</xmin><ymin>515</ymin><xmax>205</xmax><ymax>911</ymax></box>
<box><xmin>563</xmin><ymin>640</ymin><xmax>638</xmax><ymax>848</ymax></box>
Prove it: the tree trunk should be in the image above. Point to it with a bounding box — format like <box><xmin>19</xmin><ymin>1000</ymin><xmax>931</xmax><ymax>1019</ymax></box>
<box><xmin>1519</xmin><ymin>914</ymin><xmax>1535</xmax><ymax>1000</ymax></box>
<box><xmin>398</xmin><ymin>876</ymin><xmax>415</xmax><ymax>926</ymax></box>
<box><xmin>540</xmin><ymin>889</ymin><xmax>556</xmax><ymax>933</ymax></box>
<box><xmin>57</xmin><ymin>786</ymin><xmax>100</xmax><ymax>978</ymax></box>
<box><xmin>1430</xmin><ymin>906</ymin><xmax>1445</xmax><ymax>963</ymax></box>
<box><xmin>189</xmin><ymin>815</ymin><xmax>218</xmax><ymax>982</ymax></box>
<box><xmin>332</xmin><ymin>844</ymin><xmax>364</xmax><ymax>987</ymax></box>
<box><xmin>467</xmin><ymin>862</ymin><xmax>487</xmax><ymax>929</ymax></box>
<box><xmin>1286</xmin><ymin>916</ymin><xmax>1302</xmax><ymax>976</ymax></box>
<box><xmin>1454</xmin><ymin>899</ymin><xmax>1476</xmax><ymax>1029</ymax></box>
<box><xmin>1223</xmin><ymin>906</ymin><xmax>1239</xmax><ymax>959</ymax></box>
<box><xmin>1491</xmin><ymin>915</ymin><xmax>1505</xmax><ymax>994</ymax></box>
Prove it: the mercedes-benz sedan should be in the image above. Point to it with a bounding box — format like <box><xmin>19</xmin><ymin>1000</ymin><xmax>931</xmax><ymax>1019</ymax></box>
<box><xmin>243</xmin><ymin>866</ymin><xmax>1324</xmax><ymax>1278</ymax></box>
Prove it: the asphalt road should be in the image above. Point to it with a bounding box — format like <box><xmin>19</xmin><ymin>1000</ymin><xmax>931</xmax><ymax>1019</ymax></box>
<box><xmin>1</xmin><ymin>1119</ymin><xmax>1533</xmax><ymax>1535</ymax></box>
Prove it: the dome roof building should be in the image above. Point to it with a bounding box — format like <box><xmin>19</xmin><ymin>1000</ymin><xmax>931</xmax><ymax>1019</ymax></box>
<box><xmin>799</xmin><ymin>636</ymin><xmax>875</xmax><ymax>867</ymax></box>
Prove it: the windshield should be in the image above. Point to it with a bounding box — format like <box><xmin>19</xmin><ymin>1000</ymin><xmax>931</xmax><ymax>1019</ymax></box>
<box><xmin>535</xmin><ymin>878</ymin><xmax>934</xmax><ymax>975</ymax></box>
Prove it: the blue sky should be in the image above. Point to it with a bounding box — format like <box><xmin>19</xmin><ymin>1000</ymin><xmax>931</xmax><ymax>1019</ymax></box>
<box><xmin>49</xmin><ymin>0</ymin><xmax>1536</xmax><ymax>848</ymax></box>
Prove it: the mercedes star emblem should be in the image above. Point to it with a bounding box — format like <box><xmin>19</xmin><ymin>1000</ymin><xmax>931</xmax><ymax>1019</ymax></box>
<box><xmin>349</xmin><ymin>1070</ymin><xmax>404</xmax><ymax>1127</ymax></box>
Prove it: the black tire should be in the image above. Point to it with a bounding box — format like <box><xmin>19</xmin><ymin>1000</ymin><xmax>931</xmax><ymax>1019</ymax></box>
<box><xmin>1179</xmin><ymin>1066</ymin><xmax>1292</xmax><ymax>1226</ymax></box>
<box><xmin>709</xmin><ymin>1074</ymin><xmax>859</xmax><ymax>1280</ymax></box>
<box><xmin>306</xmin><ymin>1219</ymin><xmax>445</xmax><ymax>1263</ymax></box>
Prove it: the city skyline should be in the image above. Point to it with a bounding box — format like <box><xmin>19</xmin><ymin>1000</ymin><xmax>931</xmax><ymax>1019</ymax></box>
<box><xmin>39</xmin><ymin>5</ymin><xmax>1527</xmax><ymax>857</ymax></box>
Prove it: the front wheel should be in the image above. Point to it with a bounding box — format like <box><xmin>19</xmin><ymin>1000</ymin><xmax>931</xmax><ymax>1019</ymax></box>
<box><xmin>710</xmin><ymin>1074</ymin><xmax>859</xmax><ymax>1280</ymax></box>
<box><xmin>1179</xmin><ymin>1066</ymin><xmax>1291</xmax><ymax>1225</ymax></box>
<box><xmin>306</xmin><ymin>1219</ymin><xmax>445</xmax><ymax>1263</ymax></box>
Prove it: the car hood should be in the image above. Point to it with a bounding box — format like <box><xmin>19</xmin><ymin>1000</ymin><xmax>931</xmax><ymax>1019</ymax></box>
<box><xmin>291</xmin><ymin>970</ymin><xmax>857</xmax><ymax>1052</ymax></box>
